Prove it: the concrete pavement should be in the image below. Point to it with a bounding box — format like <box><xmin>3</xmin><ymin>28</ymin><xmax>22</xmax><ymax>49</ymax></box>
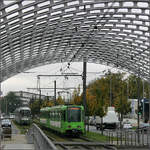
<box><xmin>1</xmin><ymin>120</ymin><xmax>34</xmax><ymax>150</ymax></box>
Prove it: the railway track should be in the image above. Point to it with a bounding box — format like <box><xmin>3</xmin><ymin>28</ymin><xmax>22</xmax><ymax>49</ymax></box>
<box><xmin>54</xmin><ymin>141</ymin><xmax>117</xmax><ymax>150</ymax></box>
<box><xmin>38</xmin><ymin>124</ymin><xmax>117</xmax><ymax>150</ymax></box>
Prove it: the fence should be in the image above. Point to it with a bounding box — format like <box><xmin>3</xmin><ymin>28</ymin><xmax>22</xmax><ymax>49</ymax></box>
<box><xmin>26</xmin><ymin>123</ymin><xmax>58</xmax><ymax>150</ymax></box>
<box><xmin>106</xmin><ymin>129</ymin><xmax>150</xmax><ymax>147</ymax></box>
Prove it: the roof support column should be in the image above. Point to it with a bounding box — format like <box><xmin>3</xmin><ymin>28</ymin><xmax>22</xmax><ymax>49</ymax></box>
<box><xmin>83</xmin><ymin>59</ymin><xmax>87</xmax><ymax>131</ymax></box>
<box><xmin>137</xmin><ymin>70</ymin><xmax>140</xmax><ymax>144</ymax></box>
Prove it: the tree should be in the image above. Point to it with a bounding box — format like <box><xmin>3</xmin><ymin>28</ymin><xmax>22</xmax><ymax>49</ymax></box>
<box><xmin>87</xmin><ymin>77</ymin><xmax>109</xmax><ymax>116</ymax></box>
<box><xmin>127</xmin><ymin>74</ymin><xmax>149</xmax><ymax>99</ymax></box>
<box><xmin>86</xmin><ymin>89</ymin><xmax>97</xmax><ymax>116</ymax></box>
<box><xmin>30</xmin><ymin>99</ymin><xmax>40</xmax><ymax>117</ymax></box>
<box><xmin>0</xmin><ymin>92</ymin><xmax>22</xmax><ymax>114</ymax></box>
<box><xmin>56</xmin><ymin>96</ymin><xmax>65</xmax><ymax>105</ymax></box>
<box><xmin>41</xmin><ymin>99</ymin><xmax>54</xmax><ymax>107</ymax></box>
<box><xmin>30</xmin><ymin>97</ymin><xmax>55</xmax><ymax>118</ymax></box>
<box><xmin>87</xmin><ymin>77</ymin><xmax>110</xmax><ymax>134</ymax></box>
<box><xmin>114</xmin><ymin>83</ymin><xmax>131</xmax><ymax>128</ymax></box>
<box><xmin>71</xmin><ymin>85</ymin><xmax>82</xmax><ymax>105</ymax></box>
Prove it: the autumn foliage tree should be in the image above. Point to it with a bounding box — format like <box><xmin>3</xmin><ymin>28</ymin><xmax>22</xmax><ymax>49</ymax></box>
<box><xmin>41</xmin><ymin>99</ymin><xmax>54</xmax><ymax>107</ymax></box>
<box><xmin>56</xmin><ymin>96</ymin><xmax>65</xmax><ymax>105</ymax></box>
<box><xmin>128</xmin><ymin>74</ymin><xmax>149</xmax><ymax>99</ymax></box>
<box><xmin>86</xmin><ymin>89</ymin><xmax>97</xmax><ymax>116</ymax></box>
<box><xmin>71</xmin><ymin>85</ymin><xmax>82</xmax><ymax>105</ymax></box>
<box><xmin>30</xmin><ymin>99</ymin><xmax>40</xmax><ymax>117</ymax></box>
<box><xmin>87</xmin><ymin>78</ymin><xmax>109</xmax><ymax>117</ymax></box>
<box><xmin>85</xmin><ymin>72</ymin><xmax>132</xmax><ymax>123</ymax></box>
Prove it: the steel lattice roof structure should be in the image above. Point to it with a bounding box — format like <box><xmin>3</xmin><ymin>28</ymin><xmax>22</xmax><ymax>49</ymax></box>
<box><xmin>0</xmin><ymin>0</ymin><xmax>150</xmax><ymax>82</ymax></box>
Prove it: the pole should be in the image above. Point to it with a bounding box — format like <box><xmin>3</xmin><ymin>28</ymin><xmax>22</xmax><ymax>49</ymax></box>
<box><xmin>83</xmin><ymin>60</ymin><xmax>87</xmax><ymax>131</ymax></box>
<box><xmin>39</xmin><ymin>89</ymin><xmax>41</xmax><ymax>114</ymax></box>
<box><xmin>137</xmin><ymin>73</ymin><xmax>140</xmax><ymax>144</ymax></box>
<box><xmin>143</xmin><ymin>100</ymin><xmax>145</xmax><ymax>122</ymax></box>
<box><xmin>108</xmin><ymin>70</ymin><xmax>112</xmax><ymax>106</ymax></box>
<box><xmin>6</xmin><ymin>98</ymin><xmax>7</xmax><ymax>115</ymax></box>
<box><xmin>54</xmin><ymin>80</ymin><xmax>56</xmax><ymax>105</ymax></box>
<box><xmin>149</xmin><ymin>84</ymin><xmax>150</xmax><ymax>127</ymax></box>
<box><xmin>83</xmin><ymin>61</ymin><xmax>87</xmax><ymax>112</ymax></box>
<box><xmin>148</xmin><ymin>4</ymin><xmax>150</xmax><ymax>138</ymax></box>
<box><xmin>37</xmin><ymin>76</ymin><xmax>41</xmax><ymax>114</ymax></box>
<box><xmin>143</xmin><ymin>80</ymin><xmax>145</xmax><ymax>122</ymax></box>
<box><xmin>37</xmin><ymin>74</ymin><xmax>82</xmax><ymax>77</ymax></box>
<box><xmin>0</xmin><ymin>2</ymin><xmax>2</xmax><ymax>147</ymax></box>
<box><xmin>127</xmin><ymin>79</ymin><xmax>129</xmax><ymax>100</ymax></box>
<box><xmin>110</xmin><ymin>75</ymin><xmax>112</xmax><ymax>106</ymax></box>
<box><xmin>0</xmin><ymin>82</ymin><xmax>1</xmax><ymax>148</ymax></box>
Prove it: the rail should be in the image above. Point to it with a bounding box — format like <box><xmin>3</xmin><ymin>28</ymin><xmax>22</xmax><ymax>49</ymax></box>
<box><xmin>106</xmin><ymin>128</ymin><xmax>150</xmax><ymax>148</ymax></box>
<box><xmin>26</xmin><ymin>123</ymin><xmax>58</xmax><ymax>150</ymax></box>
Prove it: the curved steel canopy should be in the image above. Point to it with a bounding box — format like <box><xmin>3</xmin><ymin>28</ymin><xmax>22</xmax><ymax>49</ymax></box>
<box><xmin>0</xmin><ymin>0</ymin><xmax>150</xmax><ymax>82</ymax></box>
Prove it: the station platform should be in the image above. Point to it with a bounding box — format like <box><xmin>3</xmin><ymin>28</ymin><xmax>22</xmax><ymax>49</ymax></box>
<box><xmin>1</xmin><ymin>121</ymin><xmax>35</xmax><ymax>150</ymax></box>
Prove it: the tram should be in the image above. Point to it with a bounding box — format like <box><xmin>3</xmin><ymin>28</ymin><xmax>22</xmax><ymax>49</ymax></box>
<box><xmin>40</xmin><ymin>105</ymin><xmax>85</xmax><ymax>135</ymax></box>
<box><xmin>14</xmin><ymin>107</ymin><xmax>32</xmax><ymax>125</ymax></box>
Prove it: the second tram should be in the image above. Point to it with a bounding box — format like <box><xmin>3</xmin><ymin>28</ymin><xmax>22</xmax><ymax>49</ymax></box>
<box><xmin>14</xmin><ymin>107</ymin><xmax>32</xmax><ymax>125</ymax></box>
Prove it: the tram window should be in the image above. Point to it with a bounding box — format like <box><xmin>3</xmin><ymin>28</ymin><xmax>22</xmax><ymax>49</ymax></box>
<box><xmin>68</xmin><ymin>107</ymin><xmax>81</xmax><ymax>122</ymax></box>
<box><xmin>58</xmin><ymin>113</ymin><xmax>60</xmax><ymax>121</ymax></box>
<box><xmin>54</xmin><ymin>112</ymin><xmax>56</xmax><ymax>121</ymax></box>
<box><xmin>49</xmin><ymin>112</ymin><xmax>52</xmax><ymax>118</ymax></box>
<box><xmin>61</xmin><ymin>111</ymin><xmax>66</xmax><ymax>121</ymax></box>
<box><xmin>82</xmin><ymin>110</ymin><xmax>85</xmax><ymax>121</ymax></box>
<box><xmin>55</xmin><ymin>112</ymin><xmax>58</xmax><ymax>121</ymax></box>
<box><xmin>46</xmin><ymin>112</ymin><xmax>48</xmax><ymax>117</ymax></box>
<box><xmin>20</xmin><ymin>110</ymin><xmax>30</xmax><ymax>117</ymax></box>
<box><xmin>52</xmin><ymin>112</ymin><xmax>54</xmax><ymax>120</ymax></box>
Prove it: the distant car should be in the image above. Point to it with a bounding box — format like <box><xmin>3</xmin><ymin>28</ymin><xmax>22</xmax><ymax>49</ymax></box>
<box><xmin>123</xmin><ymin>123</ymin><xmax>132</xmax><ymax>129</ymax></box>
<box><xmin>3</xmin><ymin>115</ymin><xmax>10</xmax><ymax>119</ymax></box>
<box><xmin>1</xmin><ymin>119</ymin><xmax>11</xmax><ymax>128</ymax></box>
<box><xmin>0</xmin><ymin>115</ymin><xmax>4</xmax><ymax>120</ymax></box>
<box><xmin>1</xmin><ymin>119</ymin><xmax>12</xmax><ymax>139</ymax></box>
<box><xmin>9</xmin><ymin>114</ymin><xmax>15</xmax><ymax>119</ymax></box>
<box><xmin>139</xmin><ymin>123</ymin><xmax>150</xmax><ymax>132</ymax></box>
<box><xmin>89</xmin><ymin>118</ymin><xmax>96</xmax><ymax>126</ymax></box>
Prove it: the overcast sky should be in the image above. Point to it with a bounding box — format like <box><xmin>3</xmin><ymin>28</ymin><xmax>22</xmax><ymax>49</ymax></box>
<box><xmin>1</xmin><ymin>62</ymin><xmax>118</xmax><ymax>97</ymax></box>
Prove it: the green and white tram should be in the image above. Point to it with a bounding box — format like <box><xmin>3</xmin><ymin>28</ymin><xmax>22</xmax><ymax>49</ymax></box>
<box><xmin>40</xmin><ymin>105</ymin><xmax>85</xmax><ymax>135</ymax></box>
<box><xmin>14</xmin><ymin>107</ymin><xmax>32</xmax><ymax>125</ymax></box>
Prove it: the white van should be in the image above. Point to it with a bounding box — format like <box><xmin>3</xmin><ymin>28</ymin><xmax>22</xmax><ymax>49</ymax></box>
<box><xmin>95</xmin><ymin>107</ymin><xmax>119</xmax><ymax>130</ymax></box>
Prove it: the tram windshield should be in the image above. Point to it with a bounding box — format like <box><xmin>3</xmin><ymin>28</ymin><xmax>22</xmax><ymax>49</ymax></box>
<box><xmin>67</xmin><ymin>107</ymin><xmax>81</xmax><ymax>122</ymax></box>
<box><xmin>20</xmin><ymin>110</ymin><xmax>31</xmax><ymax>117</ymax></box>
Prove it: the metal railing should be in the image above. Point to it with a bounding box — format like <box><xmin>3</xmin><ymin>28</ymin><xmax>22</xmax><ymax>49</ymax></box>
<box><xmin>106</xmin><ymin>129</ymin><xmax>150</xmax><ymax>148</ymax></box>
<box><xmin>26</xmin><ymin>123</ymin><xmax>58</xmax><ymax>150</ymax></box>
